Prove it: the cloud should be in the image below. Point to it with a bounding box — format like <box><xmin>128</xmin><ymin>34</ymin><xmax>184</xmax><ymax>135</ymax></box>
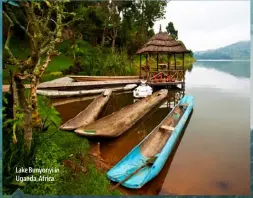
<box><xmin>154</xmin><ymin>1</ymin><xmax>250</xmax><ymax>51</ymax></box>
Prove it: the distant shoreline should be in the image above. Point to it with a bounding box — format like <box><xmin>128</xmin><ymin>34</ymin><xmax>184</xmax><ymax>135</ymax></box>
<box><xmin>196</xmin><ymin>59</ymin><xmax>250</xmax><ymax>62</ymax></box>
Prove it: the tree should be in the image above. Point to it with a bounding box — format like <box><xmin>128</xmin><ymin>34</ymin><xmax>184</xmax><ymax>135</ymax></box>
<box><xmin>60</xmin><ymin>0</ymin><xmax>168</xmax><ymax>53</ymax></box>
<box><xmin>115</xmin><ymin>0</ymin><xmax>167</xmax><ymax>54</ymax></box>
<box><xmin>3</xmin><ymin>1</ymin><xmax>78</xmax><ymax>150</ymax></box>
<box><xmin>166</xmin><ymin>21</ymin><xmax>178</xmax><ymax>40</ymax></box>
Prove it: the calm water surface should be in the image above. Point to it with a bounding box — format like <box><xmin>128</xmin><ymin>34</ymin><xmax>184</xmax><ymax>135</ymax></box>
<box><xmin>54</xmin><ymin>60</ymin><xmax>250</xmax><ymax>195</ymax></box>
<box><xmin>159</xmin><ymin>61</ymin><xmax>250</xmax><ymax>195</ymax></box>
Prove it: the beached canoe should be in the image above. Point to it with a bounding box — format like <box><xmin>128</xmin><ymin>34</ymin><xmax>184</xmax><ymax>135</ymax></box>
<box><xmin>38</xmin><ymin>79</ymin><xmax>140</xmax><ymax>90</ymax></box>
<box><xmin>37</xmin><ymin>84</ymin><xmax>137</xmax><ymax>98</ymax></box>
<box><xmin>107</xmin><ymin>95</ymin><xmax>194</xmax><ymax>189</ymax></box>
<box><xmin>59</xmin><ymin>90</ymin><xmax>112</xmax><ymax>131</ymax></box>
<box><xmin>74</xmin><ymin>89</ymin><xmax>168</xmax><ymax>137</ymax></box>
<box><xmin>69</xmin><ymin>75</ymin><xmax>139</xmax><ymax>82</ymax></box>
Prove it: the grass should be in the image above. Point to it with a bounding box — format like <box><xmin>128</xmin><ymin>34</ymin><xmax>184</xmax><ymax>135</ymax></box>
<box><xmin>3</xmin><ymin>54</ymin><xmax>72</xmax><ymax>84</ymax></box>
<box><xmin>3</xmin><ymin>37</ymin><xmax>73</xmax><ymax>84</ymax></box>
<box><xmin>22</xmin><ymin>128</ymin><xmax>120</xmax><ymax>195</ymax></box>
<box><xmin>51</xmin><ymin>130</ymin><xmax>121</xmax><ymax>195</ymax></box>
<box><xmin>2</xmin><ymin>92</ymin><xmax>120</xmax><ymax>195</ymax></box>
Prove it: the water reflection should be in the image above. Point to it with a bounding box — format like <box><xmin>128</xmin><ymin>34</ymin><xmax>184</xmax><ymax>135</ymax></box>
<box><xmin>185</xmin><ymin>61</ymin><xmax>250</xmax><ymax>96</ymax></box>
<box><xmin>185</xmin><ymin>64</ymin><xmax>193</xmax><ymax>72</ymax></box>
<box><xmin>194</xmin><ymin>60</ymin><xmax>250</xmax><ymax>78</ymax></box>
<box><xmin>159</xmin><ymin>60</ymin><xmax>250</xmax><ymax>195</ymax></box>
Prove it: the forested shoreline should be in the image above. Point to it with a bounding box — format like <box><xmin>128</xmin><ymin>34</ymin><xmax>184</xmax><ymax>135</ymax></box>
<box><xmin>3</xmin><ymin>1</ymin><xmax>194</xmax><ymax>195</ymax></box>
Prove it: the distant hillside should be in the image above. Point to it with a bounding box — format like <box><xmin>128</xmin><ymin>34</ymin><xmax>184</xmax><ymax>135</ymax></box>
<box><xmin>194</xmin><ymin>41</ymin><xmax>250</xmax><ymax>60</ymax></box>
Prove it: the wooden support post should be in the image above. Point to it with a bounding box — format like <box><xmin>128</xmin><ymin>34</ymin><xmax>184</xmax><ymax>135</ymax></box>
<box><xmin>174</xmin><ymin>54</ymin><xmax>176</xmax><ymax>70</ymax></box>
<box><xmin>168</xmin><ymin>53</ymin><xmax>170</xmax><ymax>70</ymax></box>
<box><xmin>139</xmin><ymin>54</ymin><xmax>141</xmax><ymax>78</ymax></box>
<box><xmin>182</xmin><ymin>53</ymin><xmax>185</xmax><ymax>70</ymax></box>
<box><xmin>147</xmin><ymin>53</ymin><xmax>150</xmax><ymax>81</ymax></box>
<box><xmin>157</xmin><ymin>53</ymin><xmax>158</xmax><ymax>71</ymax></box>
<box><xmin>167</xmin><ymin>53</ymin><xmax>170</xmax><ymax>79</ymax></box>
<box><xmin>145</xmin><ymin>54</ymin><xmax>148</xmax><ymax>80</ymax></box>
<box><xmin>147</xmin><ymin>54</ymin><xmax>150</xmax><ymax>72</ymax></box>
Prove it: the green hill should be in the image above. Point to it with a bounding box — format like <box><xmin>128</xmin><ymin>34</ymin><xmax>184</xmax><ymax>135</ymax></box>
<box><xmin>194</xmin><ymin>41</ymin><xmax>250</xmax><ymax>60</ymax></box>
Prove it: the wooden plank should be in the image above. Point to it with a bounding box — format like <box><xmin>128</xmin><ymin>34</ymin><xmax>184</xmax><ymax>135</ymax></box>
<box><xmin>159</xmin><ymin>125</ymin><xmax>174</xmax><ymax>133</ymax></box>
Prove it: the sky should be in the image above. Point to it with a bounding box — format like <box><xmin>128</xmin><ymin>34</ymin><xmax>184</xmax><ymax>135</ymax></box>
<box><xmin>251</xmin><ymin>0</ymin><xmax>253</xmax><ymax>129</ymax></box>
<box><xmin>154</xmin><ymin>0</ymin><xmax>250</xmax><ymax>52</ymax></box>
<box><xmin>251</xmin><ymin>41</ymin><xmax>253</xmax><ymax>128</ymax></box>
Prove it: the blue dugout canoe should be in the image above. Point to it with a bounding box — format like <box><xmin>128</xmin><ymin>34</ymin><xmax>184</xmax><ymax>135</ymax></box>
<box><xmin>107</xmin><ymin>95</ymin><xmax>194</xmax><ymax>189</ymax></box>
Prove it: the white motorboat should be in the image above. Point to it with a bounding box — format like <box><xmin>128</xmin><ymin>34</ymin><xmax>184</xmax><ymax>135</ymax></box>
<box><xmin>133</xmin><ymin>80</ymin><xmax>153</xmax><ymax>98</ymax></box>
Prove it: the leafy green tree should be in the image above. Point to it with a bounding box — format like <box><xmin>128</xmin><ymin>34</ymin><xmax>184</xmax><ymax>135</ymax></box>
<box><xmin>3</xmin><ymin>1</ymin><xmax>78</xmax><ymax>150</ymax></box>
<box><xmin>166</xmin><ymin>21</ymin><xmax>178</xmax><ymax>39</ymax></box>
<box><xmin>62</xmin><ymin>0</ymin><xmax>168</xmax><ymax>53</ymax></box>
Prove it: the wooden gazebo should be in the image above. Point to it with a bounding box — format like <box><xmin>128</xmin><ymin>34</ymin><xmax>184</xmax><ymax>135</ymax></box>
<box><xmin>136</xmin><ymin>25</ymin><xmax>190</xmax><ymax>86</ymax></box>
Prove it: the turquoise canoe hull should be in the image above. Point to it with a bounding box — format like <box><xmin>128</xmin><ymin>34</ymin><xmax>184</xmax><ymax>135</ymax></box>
<box><xmin>107</xmin><ymin>95</ymin><xmax>194</xmax><ymax>189</ymax></box>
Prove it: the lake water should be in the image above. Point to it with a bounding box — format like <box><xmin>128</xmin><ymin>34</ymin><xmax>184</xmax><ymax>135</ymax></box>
<box><xmin>55</xmin><ymin>60</ymin><xmax>250</xmax><ymax>195</ymax></box>
<box><xmin>159</xmin><ymin>60</ymin><xmax>250</xmax><ymax>195</ymax></box>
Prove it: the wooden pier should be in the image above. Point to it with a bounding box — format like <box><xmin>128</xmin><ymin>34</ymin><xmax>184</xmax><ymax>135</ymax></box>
<box><xmin>36</xmin><ymin>74</ymin><xmax>184</xmax><ymax>91</ymax></box>
<box><xmin>148</xmin><ymin>81</ymin><xmax>185</xmax><ymax>88</ymax></box>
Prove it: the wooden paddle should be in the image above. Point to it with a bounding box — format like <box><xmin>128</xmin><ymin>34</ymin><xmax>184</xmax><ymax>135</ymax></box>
<box><xmin>110</xmin><ymin>156</ymin><xmax>157</xmax><ymax>191</ymax></box>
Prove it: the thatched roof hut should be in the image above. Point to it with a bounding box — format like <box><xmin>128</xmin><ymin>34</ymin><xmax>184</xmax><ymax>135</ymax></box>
<box><xmin>136</xmin><ymin>25</ymin><xmax>190</xmax><ymax>83</ymax></box>
<box><xmin>136</xmin><ymin>27</ymin><xmax>190</xmax><ymax>54</ymax></box>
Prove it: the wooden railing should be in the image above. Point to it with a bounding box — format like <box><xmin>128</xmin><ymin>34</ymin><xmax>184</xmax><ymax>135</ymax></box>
<box><xmin>148</xmin><ymin>70</ymin><xmax>185</xmax><ymax>83</ymax></box>
<box><xmin>167</xmin><ymin>70</ymin><xmax>185</xmax><ymax>81</ymax></box>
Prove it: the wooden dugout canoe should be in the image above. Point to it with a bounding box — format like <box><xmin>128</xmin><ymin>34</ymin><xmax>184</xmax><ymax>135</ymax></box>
<box><xmin>107</xmin><ymin>95</ymin><xmax>194</xmax><ymax>189</ymax></box>
<box><xmin>37</xmin><ymin>84</ymin><xmax>137</xmax><ymax>98</ymax></box>
<box><xmin>59</xmin><ymin>90</ymin><xmax>112</xmax><ymax>131</ymax></box>
<box><xmin>69</xmin><ymin>75</ymin><xmax>139</xmax><ymax>82</ymax></box>
<box><xmin>74</xmin><ymin>89</ymin><xmax>168</xmax><ymax>137</ymax></box>
<box><xmin>38</xmin><ymin>80</ymin><xmax>140</xmax><ymax>90</ymax></box>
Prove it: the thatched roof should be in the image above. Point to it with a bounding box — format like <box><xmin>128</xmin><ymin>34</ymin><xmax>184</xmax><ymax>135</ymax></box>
<box><xmin>136</xmin><ymin>30</ymin><xmax>190</xmax><ymax>54</ymax></box>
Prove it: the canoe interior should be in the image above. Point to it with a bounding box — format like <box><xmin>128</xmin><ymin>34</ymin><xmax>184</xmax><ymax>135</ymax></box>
<box><xmin>59</xmin><ymin>90</ymin><xmax>112</xmax><ymax>130</ymax></box>
<box><xmin>75</xmin><ymin>89</ymin><xmax>168</xmax><ymax>137</ymax></box>
<box><xmin>140</xmin><ymin>105</ymin><xmax>185</xmax><ymax>158</ymax></box>
<box><xmin>107</xmin><ymin>95</ymin><xmax>194</xmax><ymax>189</ymax></box>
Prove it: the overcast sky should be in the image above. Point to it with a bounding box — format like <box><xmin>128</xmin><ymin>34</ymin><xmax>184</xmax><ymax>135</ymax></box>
<box><xmin>154</xmin><ymin>0</ymin><xmax>250</xmax><ymax>52</ymax></box>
